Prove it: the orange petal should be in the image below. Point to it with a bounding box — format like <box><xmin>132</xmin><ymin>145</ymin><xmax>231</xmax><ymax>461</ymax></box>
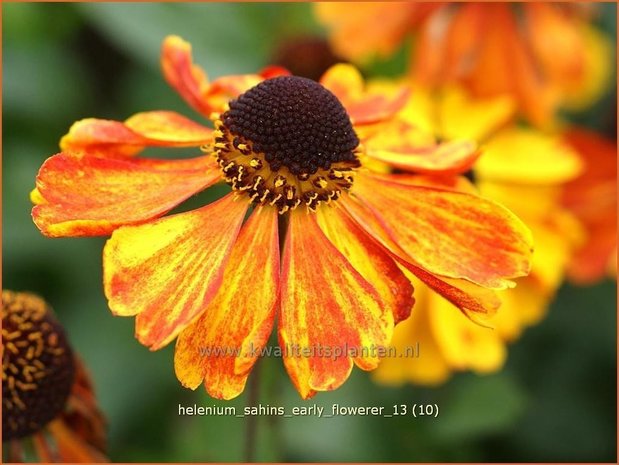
<box><xmin>465</xmin><ymin>4</ymin><xmax>558</xmax><ymax>127</ymax></box>
<box><xmin>60</xmin><ymin>118</ymin><xmax>147</xmax><ymax>158</ymax></box>
<box><xmin>161</xmin><ymin>36</ymin><xmax>280</xmax><ymax>117</ymax></box>
<box><xmin>33</xmin><ymin>153</ymin><xmax>221</xmax><ymax>237</ymax></box>
<box><xmin>61</xmin><ymin>112</ymin><xmax>213</xmax><ymax>158</ymax></box>
<box><xmin>562</xmin><ymin>128</ymin><xmax>617</xmax><ymax>283</ymax></box>
<box><xmin>259</xmin><ymin>65</ymin><xmax>291</xmax><ymax>80</ymax></box>
<box><xmin>411</xmin><ymin>6</ymin><xmax>452</xmax><ymax>85</ymax></box>
<box><xmin>279</xmin><ymin>210</ymin><xmax>393</xmax><ymax>399</ymax></box>
<box><xmin>316</xmin><ymin>206</ymin><xmax>414</xmax><ymax>324</ymax></box>
<box><xmin>47</xmin><ymin>420</ymin><xmax>107</xmax><ymax>463</ymax></box>
<box><xmin>524</xmin><ymin>3</ymin><xmax>585</xmax><ymax>92</ymax></box>
<box><xmin>174</xmin><ymin>207</ymin><xmax>279</xmax><ymax>399</ymax></box>
<box><xmin>202</xmin><ymin>74</ymin><xmax>265</xmax><ymax>115</ymax></box>
<box><xmin>320</xmin><ymin>64</ymin><xmax>410</xmax><ymax>125</ymax></box>
<box><xmin>340</xmin><ymin>194</ymin><xmax>502</xmax><ymax>317</ymax></box>
<box><xmin>350</xmin><ymin>172</ymin><xmax>533</xmax><ymax>289</ymax></box>
<box><xmin>365</xmin><ymin>133</ymin><xmax>480</xmax><ymax>175</ymax></box>
<box><xmin>103</xmin><ymin>194</ymin><xmax>248</xmax><ymax>350</ymax></box>
<box><xmin>161</xmin><ymin>35</ymin><xmax>213</xmax><ymax>117</ymax></box>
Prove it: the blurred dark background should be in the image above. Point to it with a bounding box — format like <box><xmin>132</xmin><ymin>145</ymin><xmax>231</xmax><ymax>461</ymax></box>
<box><xmin>2</xmin><ymin>3</ymin><xmax>616</xmax><ymax>462</ymax></box>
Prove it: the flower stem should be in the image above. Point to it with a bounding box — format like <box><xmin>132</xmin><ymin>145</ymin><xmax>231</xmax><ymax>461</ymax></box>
<box><xmin>244</xmin><ymin>358</ymin><xmax>262</xmax><ymax>462</ymax></box>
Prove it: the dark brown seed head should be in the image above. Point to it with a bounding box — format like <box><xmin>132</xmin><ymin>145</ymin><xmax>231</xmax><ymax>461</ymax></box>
<box><xmin>2</xmin><ymin>291</ymin><xmax>75</xmax><ymax>440</ymax></box>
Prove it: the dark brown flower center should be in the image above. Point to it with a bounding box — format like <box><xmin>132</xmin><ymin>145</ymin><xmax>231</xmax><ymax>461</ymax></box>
<box><xmin>212</xmin><ymin>76</ymin><xmax>360</xmax><ymax>213</ymax></box>
<box><xmin>2</xmin><ymin>291</ymin><xmax>75</xmax><ymax>440</ymax></box>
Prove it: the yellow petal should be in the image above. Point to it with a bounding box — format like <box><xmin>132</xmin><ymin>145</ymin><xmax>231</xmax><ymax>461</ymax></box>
<box><xmin>428</xmin><ymin>285</ymin><xmax>507</xmax><ymax>374</ymax></box>
<box><xmin>373</xmin><ymin>282</ymin><xmax>452</xmax><ymax>386</ymax></box>
<box><xmin>437</xmin><ymin>85</ymin><xmax>516</xmax><ymax>142</ymax></box>
<box><xmin>475</xmin><ymin>127</ymin><xmax>583</xmax><ymax>185</ymax></box>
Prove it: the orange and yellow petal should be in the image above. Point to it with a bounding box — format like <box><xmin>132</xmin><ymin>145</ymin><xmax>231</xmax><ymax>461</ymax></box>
<box><xmin>161</xmin><ymin>35</ymin><xmax>213</xmax><ymax>117</ymax></box>
<box><xmin>32</xmin><ymin>153</ymin><xmax>220</xmax><ymax>237</ymax></box>
<box><xmin>320</xmin><ymin>64</ymin><xmax>410</xmax><ymax>125</ymax></box>
<box><xmin>401</xmin><ymin>263</ymin><xmax>502</xmax><ymax>320</ymax></box>
<box><xmin>351</xmin><ymin>172</ymin><xmax>534</xmax><ymax>289</ymax></box>
<box><xmin>60</xmin><ymin>119</ymin><xmax>148</xmax><ymax>158</ymax></box>
<box><xmin>103</xmin><ymin>194</ymin><xmax>248</xmax><ymax>350</ymax></box>
<box><xmin>174</xmin><ymin>207</ymin><xmax>279</xmax><ymax>400</ymax></box>
<box><xmin>279</xmin><ymin>210</ymin><xmax>393</xmax><ymax>399</ymax></box>
<box><xmin>124</xmin><ymin>111</ymin><xmax>214</xmax><ymax>145</ymax></box>
<box><xmin>60</xmin><ymin>112</ymin><xmax>213</xmax><ymax>158</ymax></box>
<box><xmin>364</xmin><ymin>134</ymin><xmax>479</xmax><ymax>176</ymax></box>
<box><xmin>316</xmin><ymin>206</ymin><xmax>414</xmax><ymax>324</ymax></box>
<box><xmin>161</xmin><ymin>35</ymin><xmax>285</xmax><ymax>117</ymax></box>
<box><xmin>339</xmin><ymin>192</ymin><xmax>501</xmax><ymax>318</ymax></box>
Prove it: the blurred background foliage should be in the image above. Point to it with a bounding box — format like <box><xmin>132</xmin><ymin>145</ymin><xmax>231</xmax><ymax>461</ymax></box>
<box><xmin>2</xmin><ymin>2</ymin><xmax>616</xmax><ymax>462</ymax></box>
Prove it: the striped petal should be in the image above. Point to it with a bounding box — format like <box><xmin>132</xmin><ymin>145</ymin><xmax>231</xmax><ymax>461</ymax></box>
<box><xmin>350</xmin><ymin>172</ymin><xmax>533</xmax><ymax>289</ymax></box>
<box><xmin>279</xmin><ymin>210</ymin><xmax>393</xmax><ymax>399</ymax></box>
<box><xmin>31</xmin><ymin>153</ymin><xmax>219</xmax><ymax>237</ymax></box>
<box><xmin>174</xmin><ymin>207</ymin><xmax>279</xmax><ymax>399</ymax></box>
<box><xmin>32</xmin><ymin>153</ymin><xmax>220</xmax><ymax>237</ymax></box>
<box><xmin>320</xmin><ymin>64</ymin><xmax>410</xmax><ymax>125</ymax></box>
<box><xmin>103</xmin><ymin>194</ymin><xmax>248</xmax><ymax>350</ymax></box>
<box><xmin>60</xmin><ymin>111</ymin><xmax>213</xmax><ymax>158</ymax></box>
<box><xmin>339</xmin><ymin>194</ymin><xmax>502</xmax><ymax>317</ymax></box>
<box><xmin>316</xmin><ymin>206</ymin><xmax>414</xmax><ymax>324</ymax></box>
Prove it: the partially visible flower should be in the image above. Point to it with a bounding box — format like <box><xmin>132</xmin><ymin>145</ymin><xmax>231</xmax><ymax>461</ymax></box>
<box><xmin>373</xmin><ymin>85</ymin><xmax>582</xmax><ymax>385</ymax></box>
<box><xmin>31</xmin><ymin>36</ymin><xmax>533</xmax><ymax>399</ymax></box>
<box><xmin>561</xmin><ymin>128</ymin><xmax>617</xmax><ymax>284</ymax></box>
<box><xmin>2</xmin><ymin>290</ymin><xmax>107</xmax><ymax>462</ymax></box>
<box><xmin>314</xmin><ymin>3</ymin><xmax>437</xmax><ymax>63</ymax></box>
<box><xmin>316</xmin><ymin>3</ymin><xmax>613</xmax><ymax>127</ymax></box>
